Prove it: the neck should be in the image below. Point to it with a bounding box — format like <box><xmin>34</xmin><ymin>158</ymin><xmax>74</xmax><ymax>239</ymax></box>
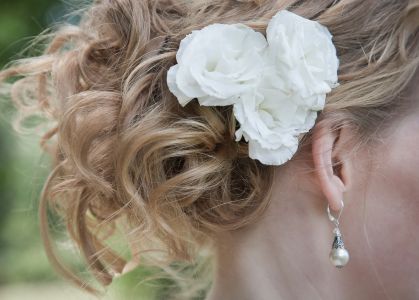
<box><xmin>205</xmin><ymin>160</ymin><xmax>385</xmax><ymax>300</ymax></box>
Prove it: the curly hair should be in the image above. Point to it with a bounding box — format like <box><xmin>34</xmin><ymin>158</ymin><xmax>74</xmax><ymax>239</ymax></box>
<box><xmin>1</xmin><ymin>0</ymin><xmax>418</xmax><ymax>299</ymax></box>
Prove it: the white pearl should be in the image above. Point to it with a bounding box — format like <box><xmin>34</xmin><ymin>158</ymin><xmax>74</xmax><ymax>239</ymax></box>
<box><xmin>329</xmin><ymin>248</ymin><xmax>350</xmax><ymax>268</ymax></box>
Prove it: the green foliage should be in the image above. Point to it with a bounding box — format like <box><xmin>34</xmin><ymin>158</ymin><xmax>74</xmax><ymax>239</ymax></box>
<box><xmin>106</xmin><ymin>267</ymin><xmax>173</xmax><ymax>300</ymax></box>
<box><xmin>0</xmin><ymin>131</ymin><xmax>57</xmax><ymax>284</ymax></box>
<box><xmin>0</xmin><ymin>0</ymin><xmax>61</xmax><ymax>67</ymax></box>
<box><xmin>0</xmin><ymin>0</ymin><xmax>65</xmax><ymax>284</ymax></box>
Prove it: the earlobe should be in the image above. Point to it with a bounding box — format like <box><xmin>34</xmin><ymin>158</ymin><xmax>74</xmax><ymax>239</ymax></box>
<box><xmin>312</xmin><ymin>121</ymin><xmax>349</xmax><ymax>212</ymax></box>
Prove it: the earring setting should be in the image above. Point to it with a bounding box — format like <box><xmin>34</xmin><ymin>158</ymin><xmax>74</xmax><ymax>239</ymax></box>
<box><xmin>327</xmin><ymin>201</ymin><xmax>350</xmax><ymax>268</ymax></box>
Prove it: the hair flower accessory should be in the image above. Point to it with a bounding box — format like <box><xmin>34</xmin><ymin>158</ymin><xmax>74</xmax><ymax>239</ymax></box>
<box><xmin>166</xmin><ymin>23</ymin><xmax>268</xmax><ymax>106</ymax></box>
<box><xmin>167</xmin><ymin>10</ymin><xmax>339</xmax><ymax>166</ymax></box>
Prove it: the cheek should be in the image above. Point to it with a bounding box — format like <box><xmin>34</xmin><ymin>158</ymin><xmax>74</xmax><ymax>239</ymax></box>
<box><xmin>362</xmin><ymin>119</ymin><xmax>419</xmax><ymax>296</ymax></box>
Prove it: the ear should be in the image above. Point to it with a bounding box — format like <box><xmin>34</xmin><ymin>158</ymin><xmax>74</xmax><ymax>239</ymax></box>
<box><xmin>312</xmin><ymin>120</ymin><xmax>351</xmax><ymax>212</ymax></box>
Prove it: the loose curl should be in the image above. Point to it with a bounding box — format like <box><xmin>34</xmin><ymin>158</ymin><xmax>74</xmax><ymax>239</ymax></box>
<box><xmin>1</xmin><ymin>0</ymin><xmax>419</xmax><ymax>299</ymax></box>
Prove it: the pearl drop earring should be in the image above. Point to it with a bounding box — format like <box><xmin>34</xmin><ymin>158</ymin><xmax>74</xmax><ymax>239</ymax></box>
<box><xmin>327</xmin><ymin>200</ymin><xmax>350</xmax><ymax>268</ymax></box>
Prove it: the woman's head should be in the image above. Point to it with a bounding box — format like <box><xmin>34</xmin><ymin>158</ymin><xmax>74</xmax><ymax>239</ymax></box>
<box><xmin>1</xmin><ymin>0</ymin><xmax>418</xmax><ymax>298</ymax></box>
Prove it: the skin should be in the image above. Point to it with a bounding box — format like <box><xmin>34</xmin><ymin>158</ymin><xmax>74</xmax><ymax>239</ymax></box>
<box><xmin>205</xmin><ymin>77</ymin><xmax>419</xmax><ymax>300</ymax></box>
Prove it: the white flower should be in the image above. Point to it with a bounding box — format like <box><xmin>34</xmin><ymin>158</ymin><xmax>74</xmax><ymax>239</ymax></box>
<box><xmin>167</xmin><ymin>23</ymin><xmax>268</xmax><ymax>107</ymax></box>
<box><xmin>232</xmin><ymin>10</ymin><xmax>339</xmax><ymax>165</ymax></box>
<box><xmin>166</xmin><ymin>10</ymin><xmax>339</xmax><ymax>166</ymax></box>
<box><xmin>266</xmin><ymin>10</ymin><xmax>339</xmax><ymax>108</ymax></box>
<box><xmin>233</xmin><ymin>80</ymin><xmax>319</xmax><ymax>165</ymax></box>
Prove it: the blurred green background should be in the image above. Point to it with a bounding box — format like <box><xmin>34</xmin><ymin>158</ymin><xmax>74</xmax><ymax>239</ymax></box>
<box><xmin>0</xmin><ymin>0</ymin><xmax>94</xmax><ymax>299</ymax></box>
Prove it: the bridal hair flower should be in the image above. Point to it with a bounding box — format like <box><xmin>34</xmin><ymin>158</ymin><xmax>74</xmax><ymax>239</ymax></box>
<box><xmin>167</xmin><ymin>10</ymin><xmax>339</xmax><ymax>165</ymax></box>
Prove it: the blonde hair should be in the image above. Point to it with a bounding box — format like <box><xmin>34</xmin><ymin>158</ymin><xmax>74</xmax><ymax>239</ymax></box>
<box><xmin>1</xmin><ymin>0</ymin><xmax>419</xmax><ymax>298</ymax></box>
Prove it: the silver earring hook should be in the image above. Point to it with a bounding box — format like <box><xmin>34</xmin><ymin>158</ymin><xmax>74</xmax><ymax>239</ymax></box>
<box><xmin>327</xmin><ymin>199</ymin><xmax>344</xmax><ymax>228</ymax></box>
